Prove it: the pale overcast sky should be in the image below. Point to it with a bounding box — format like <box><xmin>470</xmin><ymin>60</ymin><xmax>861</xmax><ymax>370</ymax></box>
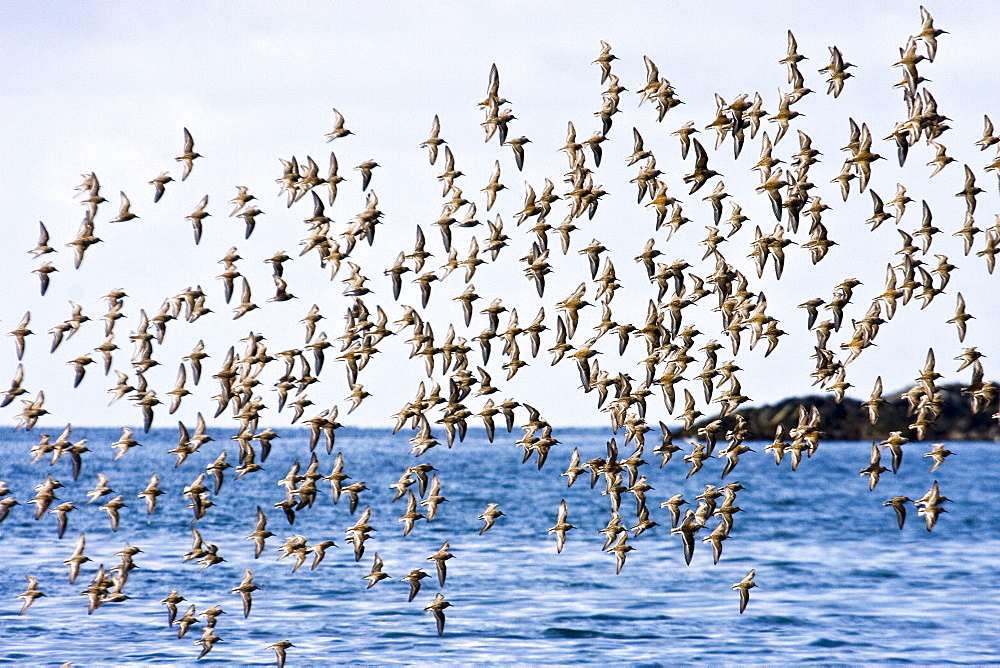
<box><xmin>1</xmin><ymin>2</ymin><xmax>998</xmax><ymax>430</ymax></box>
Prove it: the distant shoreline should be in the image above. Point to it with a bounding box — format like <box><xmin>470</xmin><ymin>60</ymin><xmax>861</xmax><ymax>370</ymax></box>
<box><xmin>689</xmin><ymin>383</ymin><xmax>1000</xmax><ymax>442</ymax></box>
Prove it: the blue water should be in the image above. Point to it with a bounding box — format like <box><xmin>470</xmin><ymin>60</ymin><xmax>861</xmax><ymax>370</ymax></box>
<box><xmin>0</xmin><ymin>427</ymin><xmax>997</xmax><ymax>665</ymax></box>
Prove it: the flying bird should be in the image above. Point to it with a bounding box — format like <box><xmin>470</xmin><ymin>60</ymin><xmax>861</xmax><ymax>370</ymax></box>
<box><xmin>176</xmin><ymin>128</ymin><xmax>202</xmax><ymax>180</ymax></box>
<box><xmin>733</xmin><ymin>569</ymin><xmax>757</xmax><ymax>613</ymax></box>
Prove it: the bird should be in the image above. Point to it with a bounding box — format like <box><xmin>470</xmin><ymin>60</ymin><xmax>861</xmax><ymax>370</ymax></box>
<box><xmin>916</xmin><ymin>5</ymin><xmax>947</xmax><ymax>61</ymax></box>
<box><xmin>924</xmin><ymin>443</ymin><xmax>955</xmax><ymax>472</ymax></box>
<box><xmin>427</xmin><ymin>541</ymin><xmax>453</xmax><ymax>587</ymax></box>
<box><xmin>627</xmin><ymin>127</ymin><xmax>652</xmax><ymax>166</ymax></box>
<box><xmin>108</xmin><ymin>192</ymin><xmax>139</xmax><ymax>223</ymax></box>
<box><xmin>976</xmin><ymin>115</ymin><xmax>999</xmax><ymax>152</ymax></box>
<box><xmin>437</xmin><ymin>146</ymin><xmax>464</xmax><ymax>196</ymax></box>
<box><xmin>424</xmin><ymin>593</ymin><xmax>452</xmax><ymax>636</ymax></box>
<box><xmin>186</xmin><ymin>195</ymin><xmax>211</xmax><ymax>244</ymax></box>
<box><xmin>859</xmin><ymin>442</ymin><xmax>889</xmax><ymax>490</ymax></box>
<box><xmin>482</xmin><ymin>160</ymin><xmax>506</xmax><ymax>210</ymax></box>
<box><xmin>325</xmin><ymin>108</ymin><xmax>352</xmax><ymax>141</ymax></box>
<box><xmin>671</xmin><ymin>509</ymin><xmax>704</xmax><ymax>564</ymax></box>
<box><xmin>33</xmin><ymin>261</ymin><xmax>58</xmax><ymax>295</ymax></box>
<box><xmin>8</xmin><ymin>312</ymin><xmax>33</xmax><ymax>361</ymax></box>
<box><xmin>593</xmin><ymin>40</ymin><xmax>617</xmax><ymax>82</ymax></box>
<box><xmin>914</xmin><ymin>481</ymin><xmax>952</xmax><ymax>531</ymax></box>
<box><xmin>195</xmin><ymin>627</ymin><xmax>222</xmax><ymax>659</ymax></box>
<box><xmin>683</xmin><ymin>139</ymin><xmax>720</xmax><ymax>194</ymax></box>
<box><xmin>354</xmin><ymin>159</ymin><xmax>379</xmax><ymax>191</ymax></box>
<box><xmin>421</xmin><ymin>115</ymin><xmax>446</xmax><ymax>164</ymax></box>
<box><xmin>822</xmin><ymin>45</ymin><xmax>854</xmax><ymax>97</ymax></box>
<box><xmin>233</xmin><ymin>278</ymin><xmax>259</xmax><ymax>319</ymax></box>
<box><xmin>561</xmin><ymin>448</ymin><xmax>585</xmax><ymax>487</ymax></box>
<box><xmin>607</xmin><ymin>531</ymin><xmax>634</xmax><ymax>574</ymax></box>
<box><xmin>149</xmin><ymin>172</ymin><xmax>173</xmax><ymax>203</ymax></box>
<box><xmin>505</xmin><ymin>136</ymin><xmax>530</xmax><ymax>171</ymax></box>
<box><xmin>100</xmin><ymin>495</ymin><xmax>126</xmax><ymax>532</ymax></box>
<box><xmin>398</xmin><ymin>490</ymin><xmax>426</xmax><ymax>536</ymax></box>
<box><xmin>401</xmin><ymin>569</ymin><xmax>430</xmax><ymax>602</ymax></box>
<box><xmin>17</xmin><ymin>575</ymin><xmax>45</xmax><ymax>615</ymax></box>
<box><xmin>29</xmin><ymin>221</ymin><xmax>55</xmax><ymax>257</ymax></box>
<box><xmin>660</xmin><ymin>494</ymin><xmax>689</xmax><ymax>528</ymax></box>
<box><xmin>342</xmin><ymin>481</ymin><xmax>368</xmax><ymax>515</ymax></box>
<box><xmin>138</xmin><ymin>473</ymin><xmax>165</xmax><ymax>515</ymax></box>
<box><xmin>768</xmin><ymin>89</ymin><xmax>801</xmax><ymax>144</ymax></box>
<box><xmin>883</xmin><ymin>496</ymin><xmax>912</xmax><ymax>529</ymax></box>
<box><xmin>926</xmin><ymin>140</ymin><xmax>955</xmax><ymax>176</ymax></box>
<box><xmin>50</xmin><ymin>501</ymin><xmax>76</xmax><ymax>538</ymax></box>
<box><xmin>62</xmin><ymin>533</ymin><xmax>91</xmax><ymax>583</ymax></box>
<box><xmin>1</xmin><ymin>364</ymin><xmax>27</xmax><ymax>409</ymax></box>
<box><xmin>946</xmin><ymin>293</ymin><xmax>973</xmax><ymax>342</ymax></box>
<box><xmin>702</xmin><ymin>522</ymin><xmax>730</xmax><ymax>565</ymax></box>
<box><xmin>671</xmin><ymin>121</ymin><xmax>698</xmax><ymax>159</ymax></box>
<box><xmin>161</xmin><ymin>590</ymin><xmax>185</xmax><ymax>627</ymax></box>
<box><xmin>176</xmin><ymin>128</ymin><xmax>201</xmax><ymax>180</ymax></box>
<box><xmin>174</xmin><ymin>603</ymin><xmax>199</xmax><ymax>638</ymax></box>
<box><xmin>917</xmin><ymin>496</ymin><xmax>948</xmax><ymax>532</ymax></box>
<box><xmin>548</xmin><ymin>499</ymin><xmax>574</xmax><ymax>553</ymax></box>
<box><xmin>229</xmin><ymin>186</ymin><xmax>256</xmax><ymax>216</ymax></box>
<box><xmin>232</xmin><ymin>569</ymin><xmax>259</xmax><ymax>618</ymax></box>
<box><xmin>362</xmin><ymin>552</ymin><xmax>390</xmax><ymax>588</ymax></box>
<box><xmin>477</xmin><ymin>503</ymin><xmax>504</xmax><ymax>534</ymax></box>
<box><xmin>238</xmin><ymin>205</ymin><xmax>263</xmax><ymax>239</ymax></box>
<box><xmin>733</xmin><ymin>569</ymin><xmax>757</xmax><ymax>613</ymax></box>
<box><xmin>199</xmin><ymin>605</ymin><xmax>226</xmax><ymax>629</ymax></box>
<box><xmin>266</xmin><ymin>641</ymin><xmax>294</xmax><ymax>668</ymax></box>
<box><xmin>419</xmin><ymin>473</ymin><xmax>448</xmax><ymax>521</ymax></box>
<box><xmin>861</xmin><ymin>377</ymin><xmax>885</xmax><ymax>425</ymax></box>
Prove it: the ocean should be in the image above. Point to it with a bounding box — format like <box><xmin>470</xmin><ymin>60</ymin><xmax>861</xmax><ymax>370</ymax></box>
<box><xmin>0</xmin><ymin>427</ymin><xmax>997</xmax><ymax>666</ymax></box>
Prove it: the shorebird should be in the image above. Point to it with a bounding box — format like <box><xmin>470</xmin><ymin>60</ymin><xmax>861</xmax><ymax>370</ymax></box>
<box><xmin>398</xmin><ymin>490</ymin><xmax>426</xmax><ymax>536</ymax></box>
<box><xmin>108</xmin><ymin>191</ymin><xmax>138</xmax><ymax>223</ymax></box>
<box><xmin>232</xmin><ymin>569</ymin><xmax>259</xmax><ymax>618</ymax></box>
<box><xmin>946</xmin><ymin>293</ymin><xmax>973</xmax><ymax>342</ymax></box>
<box><xmin>138</xmin><ymin>473</ymin><xmax>165</xmax><ymax>515</ymax></box>
<box><xmin>607</xmin><ymin>529</ymin><xmax>634</xmax><ymax>573</ymax></box>
<box><xmin>671</xmin><ymin>509</ymin><xmax>704</xmax><ymax>565</ymax></box>
<box><xmin>421</xmin><ymin>115</ymin><xmax>446</xmax><ymax>165</ymax></box>
<box><xmin>880</xmin><ymin>432</ymin><xmax>909</xmax><ymax>474</ymax></box>
<box><xmin>63</xmin><ymin>533</ymin><xmax>91</xmax><ymax>583</ymax></box>
<box><xmin>401</xmin><ymin>569</ymin><xmax>430</xmax><ymax>602</ymax></box>
<box><xmin>176</xmin><ymin>128</ymin><xmax>201</xmax><ymax>180</ymax></box>
<box><xmin>195</xmin><ymin>626</ymin><xmax>222</xmax><ymax>659</ymax></box>
<box><xmin>161</xmin><ymin>590</ymin><xmax>185</xmax><ymax>627</ymax></box>
<box><xmin>101</xmin><ymin>495</ymin><xmax>126</xmax><ymax>532</ymax></box>
<box><xmin>149</xmin><ymin>172</ymin><xmax>173</xmax><ymax>203</ymax></box>
<box><xmin>424</xmin><ymin>593</ymin><xmax>452</xmax><ymax>636</ymax></box>
<box><xmin>266</xmin><ymin>641</ymin><xmax>294</xmax><ymax>668</ymax></box>
<box><xmin>17</xmin><ymin>575</ymin><xmax>45</xmax><ymax>615</ymax></box>
<box><xmin>548</xmin><ymin>499</ymin><xmax>574</xmax><ymax>553</ymax></box>
<box><xmin>924</xmin><ymin>443</ymin><xmax>955</xmax><ymax>472</ymax></box>
<box><xmin>477</xmin><ymin>503</ymin><xmax>504</xmax><ymax>534</ymax></box>
<box><xmin>859</xmin><ymin>442</ymin><xmax>889</xmax><ymax>490</ymax></box>
<box><xmin>883</xmin><ymin>496</ymin><xmax>912</xmax><ymax>529</ymax></box>
<box><xmin>363</xmin><ymin>553</ymin><xmax>390</xmax><ymax>588</ymax></box>
<box><xmin>325</xmin><ymin>108</ymin><xmax>352</xmax><ymax>141</ymax></box>
<box><xmin>503</xmin><ymin>136</ymin><xmax>530</xmax><ymax>171</ymax></box>
<box><xmin>50</xmin><ymin>501</ymin><xmax>76</xmax><ymax>538</ymax></box>
<box><xmin>427</xmin><ymin>541</ymin><xmax>453</xmax><ymax>586</ymax></box>
<box><xmin>733</xmin><ymin>569</ymin><xmax>757</xmax><ymax>613</ymax></box>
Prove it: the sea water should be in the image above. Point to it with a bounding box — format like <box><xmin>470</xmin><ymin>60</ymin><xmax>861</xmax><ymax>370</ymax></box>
<box><xmin>0</xmin><ymin>427</ymin><xmax>997</xmax><ymax>665</ymax></box>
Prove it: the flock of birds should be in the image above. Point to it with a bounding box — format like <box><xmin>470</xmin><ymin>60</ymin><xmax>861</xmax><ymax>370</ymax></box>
<box><xmin>3</xmin><ymin>6</ymin><xmax>998</xmax><ymax>664</ymax></box>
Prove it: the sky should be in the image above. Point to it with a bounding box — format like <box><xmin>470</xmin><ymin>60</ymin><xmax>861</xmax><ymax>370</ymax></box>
<box><xmin>1</xmin><ymin>1</ymin><xmax>999</xmax><ymax>431</ymax></box>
